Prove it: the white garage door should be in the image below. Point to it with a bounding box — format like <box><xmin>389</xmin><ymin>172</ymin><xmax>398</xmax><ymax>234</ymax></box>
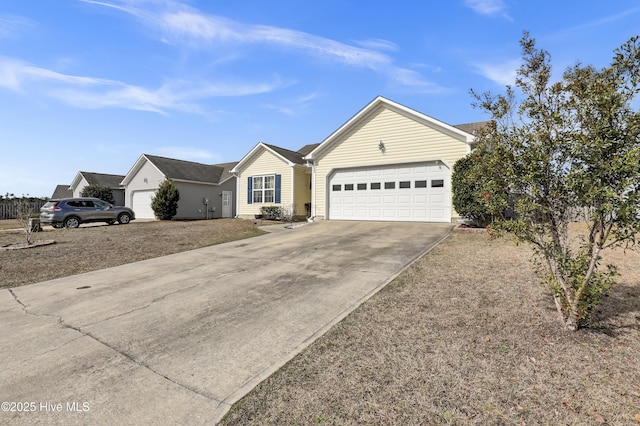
<box><xmin>131</xmin><ymin>190</ymin><xmax>156</xmax><ymax>219</ymax></box>
<box><xmin>328</xmin><ymin>162</ymin><xmax>450</xmax><ymax>222</ymax></box>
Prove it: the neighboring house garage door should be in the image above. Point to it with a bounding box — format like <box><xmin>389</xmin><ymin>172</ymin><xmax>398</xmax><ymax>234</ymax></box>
<box><xmin>132</xmin><ymin>190</ymin><xmax>156</xmax><ymax>219</ymax></box>
<box><xmin>328</xmin><ymin>162</ymin><xmax>451</xmax><ymax>222</ymax></box>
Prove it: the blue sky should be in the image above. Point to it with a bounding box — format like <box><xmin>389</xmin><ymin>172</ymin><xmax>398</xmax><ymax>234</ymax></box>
<box><xmin>1</xmin><ymin>0</ymin><xmax>639</xmax><ymax>198</ymax></box>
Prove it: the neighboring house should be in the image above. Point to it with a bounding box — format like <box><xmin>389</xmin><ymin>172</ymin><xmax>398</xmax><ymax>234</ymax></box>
<box><xmin>51</xmin><ymin>184</ymin><xmax>73</xmax><ymax>199</ymax></box>
<box><xmin>121</xmin><ymin>154</ymin><xmax>237</xmax><ymax>220</ymax></box>
<box><xmin>234</xmin><ymin>96</ymin><xmax>483</xmax><ymax>223</ymax></box>
<box><xmin>69</xmin><ymin>172</ymin><xmax>126</xmax><ymax>205</ymax></box>
<box><xmin>231</xmin><ymin>143</ymin><xmax>318</xmax><ymax>220</ymax></box>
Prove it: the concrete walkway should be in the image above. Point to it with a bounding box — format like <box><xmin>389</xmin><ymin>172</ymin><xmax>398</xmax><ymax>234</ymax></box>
<box><xmin>0</xmin><ymin>221</ymin><xmax>452</xmax><ymax>425</ymax></box>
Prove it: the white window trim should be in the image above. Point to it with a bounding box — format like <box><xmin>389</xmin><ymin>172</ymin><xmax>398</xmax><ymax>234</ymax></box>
<box><xmin>252</xmin><ymin>175</ymin><xmax>276</xmax><ymax>204</ymax></box>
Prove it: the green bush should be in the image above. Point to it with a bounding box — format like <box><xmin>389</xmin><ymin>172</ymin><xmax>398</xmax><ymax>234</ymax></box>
<box><xmin>452</xmin><ymin>152</ymin><xmax>490</xmax><ymax>227</ymax></box>
<box><xmin>151</xmin><ymin>178</ymin><xmax>180</xmax><ymax>220</ymax></box>
<box><xmin>260</xmin><ymin>206</ymin><xmax>283</xmax><ymax>220</ymax></box>
<box><xmin>80</xmin><ymin>184</ymin><xmax>115</xmax><ymax>204</ymax></box>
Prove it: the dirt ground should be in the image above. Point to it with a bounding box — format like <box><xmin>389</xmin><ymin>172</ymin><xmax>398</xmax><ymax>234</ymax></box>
<box><xmin>0</xmin><ymin>219</ymin><xmax>265</xmax><ymax>289</ymax></box>
<box><xmin>220</xmin><ymin>229</ymin><xmax>640</xmax><ymax>425</ymax></box>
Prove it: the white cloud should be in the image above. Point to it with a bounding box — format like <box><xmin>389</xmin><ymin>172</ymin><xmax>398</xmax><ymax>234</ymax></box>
<box><xmin>474</xmin><ymin>59</ymin><xmax>520</xmax><ymax>86</ymax></box>
<box><xmin>261</xmin><ymin>92</ymin><xmax>321</xmax><ymax>116</ymax></box>
<box><xmin>390</xmin><ymin>68</ymin><xmax>450</xmax><ymax>94</ymax></box>
<box><xmin>0</xmin><ymin>56</ymin><xmax>287</xmax><ymax>114</ymax></box>
<box><xmin>83</xmin><ymin>1</ymin><xmax>391</xmax><ymax>69</ymax></box>
<box><xmin>465</xmin><ymin>0</ymin><xmax>511</xmax><ymax>20</ymax></box>
<box><xmin>354</xmin><ymin>38</ymin><xmax>399</xmax><ymax>52</ymax></box>
<box><xmin>553</xmin><ymin>5</ymin><xmax>640</xmax><ymax>36</ymax></box>
<box><xmin>83</xmin><ymin>0</ymin><xmax>445</xmax><ymax>91</ymax></box>
<box><xmin>0</xmin><ymin>15</ymin><xmax>36</xmax><ymax>39</ymax></box>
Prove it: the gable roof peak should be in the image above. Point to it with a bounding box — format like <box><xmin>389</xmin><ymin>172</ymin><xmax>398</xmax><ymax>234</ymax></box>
<box><xmin>304</xmin><ymin>96</ymin><xmax>476</xmax><ymax>160</ymax></box>
<box><xmin>261</xmin><ymin>143</ymin><xmax>307</xmax><ymax>165</ymax></box>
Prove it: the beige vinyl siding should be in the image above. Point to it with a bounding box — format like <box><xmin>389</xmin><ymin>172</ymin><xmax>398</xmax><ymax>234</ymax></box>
<box><xmin>292</xmin><ymin>165</ymin><xmax>311</xmax><ymax>217</ymax></box>
<box><xmin>237</xmin><ymin>149</ymin><xmax>292</xmax><ymax>218</ymax></box>
<box><xmin>314</xmin><ymin>107</ymin><xmax>469</xmax><ymax>219</ymax></box>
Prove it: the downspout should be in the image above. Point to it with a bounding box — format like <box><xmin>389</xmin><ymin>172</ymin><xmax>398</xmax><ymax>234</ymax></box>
<box><xmin>232</xmin><ymin>171</ymin><xmax>240</xmax><ymax>218</ymax></box>
<box><xmin>311</xmin><ymin>162</ymin><xmax>317</xmax><ymax>220</ymax></box>
<box><xmin>291</xmin><ymin>166</ymin><xmax>295</xmax><ymax>217</ymax></box>
<box><xmin>302</xmin><ymin>159</ymin><xmax>316</xmax><ymax>221</ymax></box>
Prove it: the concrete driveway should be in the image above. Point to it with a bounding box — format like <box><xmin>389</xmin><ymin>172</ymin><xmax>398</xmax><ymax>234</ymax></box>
<box><xmin>0</xmin><ymin>221</ymin><xmax>452</xmax><ymax>425</ymax></box>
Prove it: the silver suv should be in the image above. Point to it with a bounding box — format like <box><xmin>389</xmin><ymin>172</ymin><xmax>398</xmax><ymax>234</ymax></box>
<box><xmin>40</xmin><ymin>197</ymin><xmax>136</xmax><ymax>228</ymax></box>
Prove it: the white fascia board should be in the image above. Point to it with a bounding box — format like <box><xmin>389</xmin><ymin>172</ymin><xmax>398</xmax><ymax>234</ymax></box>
<box><xmin>304</xmin><ymin>96</ymin><xmax>475</xmax><ymax>161</ymax></box>
<box><xmin>121</xmin><ymin>154</ymin><xmax>164</xmax><ymax>186</ymax></box>
<box><xmin>69</xmin><ymin>172</ymin><xmax>85</xmax><ymax>190</ymax></box>
<box><xmin>231</xmin><ymin>142</ymin><xmax>295</xmax><ymax>173</ymax></box>
<box><xmin>230</xmin><ymin>143</ymin><xmax>263</xmax><ymax>174</ymax></box>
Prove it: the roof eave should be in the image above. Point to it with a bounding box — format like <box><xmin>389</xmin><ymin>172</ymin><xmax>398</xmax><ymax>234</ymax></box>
<box><xmin>231</xmin><ymin>142</ymin><xmax>296</xmax><ymax>174</ymax></box>
<box><xmin>172</xmin><ymin>179</ymin><xmax>220</xmax><ymax>186</ymax></box>
<box><xmin>305</xmin><ymin>96</ymin><xmax>476</xmax><ymax>160</ymax></box>
<box><xmin>69</xmin><ymin>172</ymin><xmax>85</xmax><ymax>190</ymax></box>
<box><xmin>121</xmin><ymin>154</ymin><xmax>165</xmax><ymax>186</ymax></box>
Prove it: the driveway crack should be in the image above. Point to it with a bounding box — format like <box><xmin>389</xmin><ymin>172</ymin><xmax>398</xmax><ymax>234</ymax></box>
<box><xmin>81</xmin><ymin>281</ymin><xmax>203</xmax><ymax>328</ymax></box>
<box><xmin>9</xmin><ymin>288</ymin><xmax>62</xmax><ymax>323</ymax></box>
<box><xmin>61</xmin><ymin>322</ymin><xmax>224</xmax><ymax>405</ymax></box>
<box><xmin>6</xmin><ymin>288</ymin><xmax>224</xmax><ymax>406</ymax></box>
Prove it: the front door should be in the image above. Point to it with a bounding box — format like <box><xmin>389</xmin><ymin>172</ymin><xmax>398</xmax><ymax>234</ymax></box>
<box><xmin>222</xmin><ymin>191</ymin><xmax>232</xmax><ymax>218</ymax></box>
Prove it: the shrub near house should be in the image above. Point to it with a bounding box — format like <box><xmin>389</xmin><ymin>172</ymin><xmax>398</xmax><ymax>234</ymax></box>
<box><xmin>151</xmin><ymin>178</ymin><xmax>180</xmax><ymax>220</ymax></box>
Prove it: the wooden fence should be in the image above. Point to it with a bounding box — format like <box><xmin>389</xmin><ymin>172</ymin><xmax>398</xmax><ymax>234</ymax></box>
<box><xmin>0</xmin><ymin>202</ymin><xmax>46</xmax><ymax>220</ymax></box>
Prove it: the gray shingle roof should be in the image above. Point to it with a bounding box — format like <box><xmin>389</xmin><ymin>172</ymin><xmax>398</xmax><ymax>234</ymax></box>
<box><xmin>263</xmin><ymin>144</ymin><xmax>307</xmax><ymax>165</ymax></box>
<box><xmin>80</xmin><ymin>172</ymin><xmax>125</xmax><ymax>188</ymax></box>
<box><xmin>145</xmin><ymin>154</ymin><xmax>225</xmax><ymax>184</ymax></box>
<box><xmin>453</xmin><ymin>121</ymin><xmax>489</xmax><ymax>135</ymax></box>
<box><xmin>212</xmin><ymin>161</ymin><xmax>239</xmax><ymax>183</ymax></box>
<box><xmin>297</xmin><ymin>143</ymin><xmax>320</xmax><ymax>156</ymax></box>
<box><xmin>51</xmin><ymin>184</ymin><xmax>73</xmax><ymax>199</ymax></box>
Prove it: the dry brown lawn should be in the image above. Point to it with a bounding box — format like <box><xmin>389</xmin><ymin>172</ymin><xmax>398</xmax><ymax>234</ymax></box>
<box><xmin>2</xmin><ymin>220</ymin><xmax>639</xmax><ymax>424</ymax></box>
<box><xmin>0</xmin><ymin>219</ymin><xmax>265</xmax><ymax>289</ymax></box>
<box><xmin>221</xmin><ymin>229</ymin><xmax>640</xmax><ymax>426</ymax></box>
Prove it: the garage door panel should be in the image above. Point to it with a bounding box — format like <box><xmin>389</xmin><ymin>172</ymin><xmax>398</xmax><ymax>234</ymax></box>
<box><xmin>414</xmin><ymin>210</ymin><xmax>428</xmax><ymax>218</ymax></box>
<box><xmin>329</xmin><ymin>162</ymin><xmax>450</xmax><ymax>222</ymax></box>
<box><xmin>430</xmin><ymin>193</ymin><xmax>445</xmax><ymax>203</ymax></box>
<box><xmin>132</xmin><ymin>190</ymin><xmax>156</xmax><ymax>219</ymax></box>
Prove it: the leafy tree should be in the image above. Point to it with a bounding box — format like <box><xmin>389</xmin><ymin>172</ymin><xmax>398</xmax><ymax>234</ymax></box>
<box><xmin>80</xmin><ymin>184</ymin><xmax>115</xmax><ymax>204</ymax></box>
<box><xmin>452</xmin><ymin>151</ymin><xmax>491</xmax><ymax>227</ymax></box>
<box><xmin>151</xmin><ymin>178</ymin><xmax>180</xmax><ymax>220</ymax></box>
<box><xmin>469</xmin><ymin>33</ymin><xmax>640</xmax><ymax>331</ymax></box>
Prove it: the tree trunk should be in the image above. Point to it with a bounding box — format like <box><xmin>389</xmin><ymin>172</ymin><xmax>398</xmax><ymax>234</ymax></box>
<box><xmin>564</xmin><ymin>312</ymin><xmax>579</xmax><ymax>331</ymax></box>
<box><xmin>553</xmin><ymin>291</ymin><xmax>579</xmax><ymax>331</ymax></box>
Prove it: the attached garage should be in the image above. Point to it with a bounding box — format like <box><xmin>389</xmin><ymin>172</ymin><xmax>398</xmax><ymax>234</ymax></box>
<box><xmin>328</xmin><ymin>162</ymin><xmax>450</xmax><ymax>222</ymax></box>
<box><xmin>304</xmin><ymin>97</ymin><xmax>479</xmax><ymax>223</ymax></box>
<box><xmin>131</xmin><ymin>190</ymin><xmax>155</xmax><ymax>219</ymax></box>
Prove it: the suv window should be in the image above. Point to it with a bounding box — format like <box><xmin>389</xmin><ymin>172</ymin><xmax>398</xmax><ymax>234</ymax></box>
<box><xmin>94</xmin><ymin>200</ymin><xmax>111</xmax><ymax>209</ymax></box>
<box><xmin>67</xmin><ymin>200</ymin><xmax>94</xmax><ymax>208</ymax></box>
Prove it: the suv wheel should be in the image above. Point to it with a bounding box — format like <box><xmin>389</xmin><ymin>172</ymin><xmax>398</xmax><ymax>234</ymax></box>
<box><xmin>63</xmin><ymin>216</ymin><xmax>81</xmax><ymax>228</ymax></box>
<box><xmin>118</xmin><ymin>213</ymin><xmax>131</xmax><ymax>224</ymax></box>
